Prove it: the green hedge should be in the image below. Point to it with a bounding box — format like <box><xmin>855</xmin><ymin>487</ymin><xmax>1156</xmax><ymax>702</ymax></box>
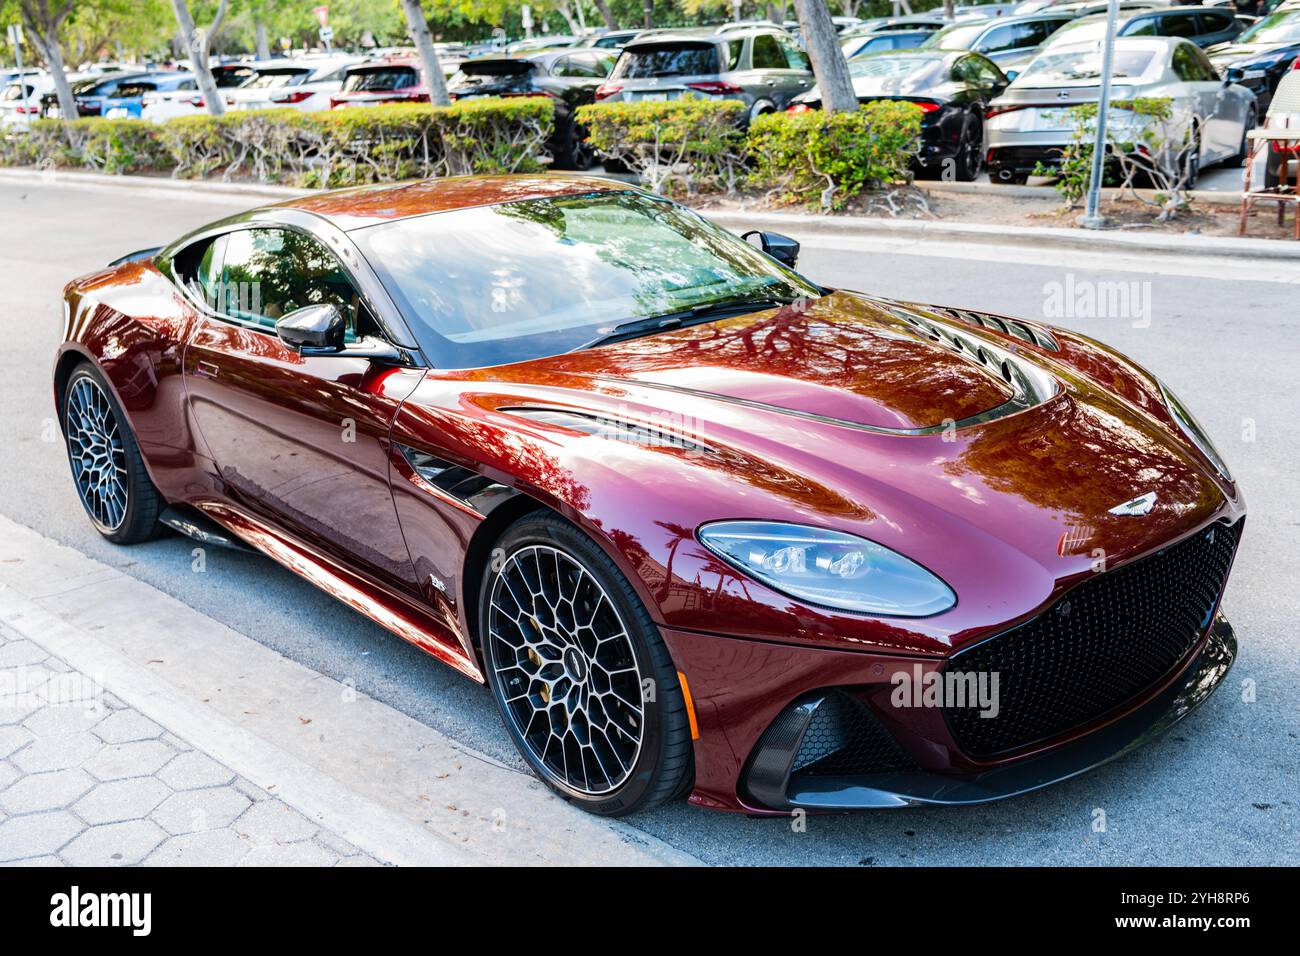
<box><xmin>747</xmin><ymin>101</ymin><xmax>923</xmax><ymax>209</ymax></box>
<box><xmin>577</xmin><ymin>99</ymin><xmax>748</xmax><ymax>196</ymax></box>
<box><xmin>0</xmin><ymin>98</ymin><xmax>555</xmax><ymax>187</ymax></box>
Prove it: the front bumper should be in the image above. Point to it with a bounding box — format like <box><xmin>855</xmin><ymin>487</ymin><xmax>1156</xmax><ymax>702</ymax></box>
<box><xmin>757</xmin><ymin>614</ymin><xmax>1235</xmax><ymax>810</ymax></box>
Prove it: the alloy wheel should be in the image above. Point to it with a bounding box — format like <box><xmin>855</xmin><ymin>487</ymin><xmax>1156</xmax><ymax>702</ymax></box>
<box><xmin>488</xmin><ymin>544</ymin><xmax>645</xmax><ymax>796</ymax></box>
<box><xmin>65</xmin><ymin>375</ymin><xmax>129</xmax><ymax>532</ymax></box>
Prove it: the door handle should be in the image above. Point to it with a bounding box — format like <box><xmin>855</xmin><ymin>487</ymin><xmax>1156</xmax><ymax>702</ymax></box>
<box><xmin>195</xmin><ymin>361</ymin><xmax>220</xmax><ymax>380</ymax></box>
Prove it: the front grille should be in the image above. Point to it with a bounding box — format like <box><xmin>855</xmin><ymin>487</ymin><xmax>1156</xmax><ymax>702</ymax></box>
<box><xmin>792</xmin><ymin>692</ymin><xmax>917</xmax><ymax>777</ymax></box>
<box><xmin>944</xmin><ymin>521</ymin><xmax>1241</xmax><ymax>759</ymax></box>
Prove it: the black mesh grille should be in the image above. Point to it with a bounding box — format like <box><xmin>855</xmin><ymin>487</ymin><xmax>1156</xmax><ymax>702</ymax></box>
<box><xmin>792</xmin><ymin>692</ymin><xmax>918</xmax><ymax>777</ymax></box>
<box><xmin>944</xmin><ymin>520</ymin><xmax>1241</xmax><ymax>759</ymax></box>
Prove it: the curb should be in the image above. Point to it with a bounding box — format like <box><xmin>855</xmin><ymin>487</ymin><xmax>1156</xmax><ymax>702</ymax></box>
<box><xmin>707</xmin><ymin>208</ymin><xmax>1300</xmax><ymax>262</ymax></box>
<box><xmin>4</xmin><ymin>166</ymin><xmax>1294</xmax><ymax>261</ymax></box>
<box><xmin>920</xmin><ymin>177</ymin><xmax>1247</xmax><ymax>206</ymax></box>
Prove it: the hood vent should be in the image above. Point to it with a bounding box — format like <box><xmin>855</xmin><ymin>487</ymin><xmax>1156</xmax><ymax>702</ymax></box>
<box><xmin>885</xmin><ymin>305</ymin><xmax>1059</xmax><ymax>419</ymax></box>
<box><xmin>941</xmin><ymin>308</ymin><xmax>1059</xmax><ymax>352</ymax></box>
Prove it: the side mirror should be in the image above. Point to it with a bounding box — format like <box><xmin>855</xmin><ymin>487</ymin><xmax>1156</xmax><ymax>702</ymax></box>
<box><xmin>742</xmin><ymin>230</ymin><xmax>801</xmax><ymax>269</ymax></box>
<box><xmin>1005</xmin><ymin>69</ymin><xmax>1020</xmax><ymax>83</ymax></box>
<box><xmin>276</xmin><ymin>304</ymin><xmax>345</xmax><ymax>354</ymax></box>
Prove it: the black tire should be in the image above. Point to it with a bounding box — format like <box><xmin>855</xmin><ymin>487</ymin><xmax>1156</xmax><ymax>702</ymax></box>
<box><xmin>953</xmin><ymin>117</ymin><xmax>984</xmax><ymax>182</ymax></box>
<box><xmin>62</xmin><ymin>362</ymin><xmax>164</xmax><ymax>544</ymax></box>
<box><xmin>479</xmin><ymin>512</ymin><xmax>693</xmax><ymax>816</ymax></box>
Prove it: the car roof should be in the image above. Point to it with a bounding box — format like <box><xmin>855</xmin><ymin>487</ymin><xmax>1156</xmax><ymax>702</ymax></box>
<box><xmin>269</xmin><ymin>175</ymin><xmax>631</xmax><ymax>231</ymax></box>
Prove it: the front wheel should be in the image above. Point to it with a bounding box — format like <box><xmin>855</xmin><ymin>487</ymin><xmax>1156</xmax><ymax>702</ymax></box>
<box><xmin>479</xmin><ymin>513</ymin><xmax>693</xmax><ymax>816</ymax></box>
<box><xmin>61</xmin><ymin>362</ymin><xmax>164</xmax><ymax>543</ymax></box>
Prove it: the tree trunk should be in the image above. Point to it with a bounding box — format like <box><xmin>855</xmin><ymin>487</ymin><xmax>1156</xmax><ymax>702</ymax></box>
<box><xmin>592</xmin><ymin>0</ymin><xmax>618</xmax><ymax>29</ymax></box>
<box><xmin>643</xmin><ymin>0</ymin><xmax>654</xmax><ymax>30</ymax></box>
<box><xmin>169</xmin><ymin>0</ymin><xmax>228</xmax><ymax>116</ymax></box>
<box><xmin>792</xmin><ymin>0</ymin><xmax>857</xmax><ymax>113</ymax></box>
<box><xmin>943</xmin><ymin>0</ymin><xmax>954</xmax><ymax>20</ymax></box>
<box><xmin>556</xmin><ymin>2</ymin><xmax>582</xmax><ymax>36</ymax></box>
<box><xmin>255</xmin><ymin>20</ymin><xmax>271</xmax><ymax>60</ymax></box>
<box><xmin>19</xmin><ymin>0</ymin><xmax>78</xmax><ymax>119</ymax></box>
<box><xmin>399</xmin><ymin>0</ymin><xmax>450</xmax><ymax>106</ymax></box>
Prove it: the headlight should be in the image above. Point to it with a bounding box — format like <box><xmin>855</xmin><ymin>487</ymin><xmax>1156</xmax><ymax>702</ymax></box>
<box><xmin>1158</xmin><ymin>380</ymin><xmax>1233</xmax><ymax>482</ymax></box>
<box><xmin>696</xmin><ymin>521</ymin><xmax>956</xmax><ymax>617</ymax></box>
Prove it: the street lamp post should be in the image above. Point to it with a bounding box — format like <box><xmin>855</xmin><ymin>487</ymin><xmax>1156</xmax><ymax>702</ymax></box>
<box><xmin>1079</xmin><ymin>0</ymin><xmax>1121</xmax><ymax>229</ymax></box>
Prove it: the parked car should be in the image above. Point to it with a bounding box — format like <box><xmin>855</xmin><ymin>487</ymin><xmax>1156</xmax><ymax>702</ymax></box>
<box><xmin>505</xmin><ymin>35</ymin><xmax>582</xmax><ymax>53</ymax></box>
<box><xmin>1209</xmin><ymin>9</ymin><xmax>1300</xmax><ymax>108</ymax></box>
<box><xmin>1041</xmin><ymin>7</ymin><xmax>1244</xmax><ymax>50</ymax></box>
<box><xmin>56</xmin><ymin>176</ymin><xmax>1245</xmax><ymax>816</ymax></box>
<box><xmin>790</xmin><ymin>49</ymin><xmax>1008</xmax><ymax>180</ymax></box>
<box><xmin>330</xmin><ymin>57</ymin><xmax>429</xmax><ymax>109</ymax></box>
<box><xmin>920</xmin><ymin>13</ymin><xmax>1081</xmax><ymax>64</ymax></box>
<box><xmin>580</xmin><ymin>29</ymin><xmax>643</xmax><ymax>49</ymax></box>
<box><xmin>40</xmin><ymin>72</ymin><xmax>151</xmax><ymax>117</ymax></box>
<box><xmin>986</xmin><ymin>36</ymin><xmax>1256</xmax><ymax>183</ymax></box>
<box><xmin>103</xmin><ymin>73</ymin><xmax>200</xmax><ymax>118</ymax></box>
<box><xmin>446</xmin><ymin>49</ymin><xmax>617</xmax><ymax>170</ymax></box>
<box><xmin>845</xmin><ymin>29</ymin><xmax>940</xmax><ymax>57</ymax></box>
<box><xmin>0</xmin><ymin>74</ymin><xmax>52</xmax><ymax>127</ymax></box>
<box><xmin>595</xmin><ymin>27</ymin><xmax>814</xmax><ymax>122</ymax></box>
<box><xmin>226</xmin><ymin>56</ymin><xmax>360</xmax><ymax>112</ymax></box>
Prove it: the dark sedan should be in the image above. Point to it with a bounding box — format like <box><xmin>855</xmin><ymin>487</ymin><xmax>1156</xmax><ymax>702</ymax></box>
<box><xmin>447</xmin><ymin>50</ymin><xmax>616</xmax><ymax>170</ymax></box>
<box><xmin>1209</xmin><ymin>9</ymin><xmax>1300</xmax><ymax>109</ymax></box>
<box><xmin>788</xmin><ymin>50</ymin><xmax>1009</xmax><ymax>181</ymax></box>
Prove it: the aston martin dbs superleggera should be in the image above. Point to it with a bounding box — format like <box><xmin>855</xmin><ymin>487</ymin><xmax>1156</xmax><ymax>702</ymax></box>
<box><xmin>55</xmin><ymin>175</ymin><xmax>1244</xmax><ymax>816</ymax></box>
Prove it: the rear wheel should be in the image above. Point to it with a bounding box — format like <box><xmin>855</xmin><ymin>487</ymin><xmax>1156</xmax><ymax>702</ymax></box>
<box><xmin>61</xmin><ymin>363</ymin><xmax>163</xmax><ymax>544</ymax></box>
<box><xmin>479</xmin><ymin>513</ymin><xmax>693</xmax><ymax>816</ymax></box>
<box><xmin>953</xmin><ymin>117</ymin><xmax>984</xmax><ymax>182</ymax></box>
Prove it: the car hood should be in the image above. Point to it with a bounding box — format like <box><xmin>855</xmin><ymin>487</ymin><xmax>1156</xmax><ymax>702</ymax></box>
<box><xmin>488</xmin><ymin>293</ymin><xmax>1022</xmax><ymax>432</ymax></box>
<box><xmin>1208</xmin><ymin>40</ymin><xmax>1300</xmax><ymax>62</ymax></box>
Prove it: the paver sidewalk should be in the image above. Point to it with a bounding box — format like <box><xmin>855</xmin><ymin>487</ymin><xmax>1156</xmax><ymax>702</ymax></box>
<box><xmin>0</xmin><ymin>621</ymin><xmax>380</xmax><ymax>867</ymax></box>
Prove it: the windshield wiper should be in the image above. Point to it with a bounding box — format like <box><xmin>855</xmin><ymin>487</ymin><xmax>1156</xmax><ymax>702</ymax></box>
<box><xmin>573</xmin><ymin>297</ymin><xmax>799</xmax><ymax>351</ymax></box>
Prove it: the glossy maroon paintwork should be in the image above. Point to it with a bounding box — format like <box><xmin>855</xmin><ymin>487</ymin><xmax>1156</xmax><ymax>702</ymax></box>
<box><xmin>54</xmin><ymin>175</ymin><xmax>1244</xmax><ymax>813</ymax></box>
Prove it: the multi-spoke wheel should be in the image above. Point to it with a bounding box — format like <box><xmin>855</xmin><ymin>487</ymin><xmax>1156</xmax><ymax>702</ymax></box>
<box><xmin>61</xmin><ymin>363</ymin><xmax>163</xmax><ymax>543</ymax></box>
<box><xmin>480</xmin><ymin>514</ymin><xmax>693</xmax><ymax>815</ymax></box>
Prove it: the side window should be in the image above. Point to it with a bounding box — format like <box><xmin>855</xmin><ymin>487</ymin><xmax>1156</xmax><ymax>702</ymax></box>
<box><xmin>1197</xmin><ymin>12</ymin><xmax>1231</xmax><ymax>35</ymax></box>
<box><xmin>725</xmin><ymin>40</ymin><xmax>743</xmax><ymax>70</ymax></box>
<box><xmin>1170</xmin><ymin>43</ymin><xmax>1200</xmax><ymax>81</ymax></box>
<box><xmin>218</xmin><ymin>228</ymin><xmax>369</xmax><ymax>338</ymax></box>
<box><xmin>777</xmin><ymin>35</ymin><xmax>810</xmax><ymax>70</ymax></box>
<box><xmin>1122</xmin><ymin>17</ymin><xmax>1158</xmax><ymax>37</ymax></box>
<box><xmin>1161</xmin><ymin>13</ymin><xmax>1202</xmax><ymax>39</ymax></box>
<box><xmin>751</xmin><ymin>34</ymin><xmax>787</xmax><ymax>69</ymax></box>
<box><xmin>174</xmin><ymin>235</ymin><xmax>226</xmax><ymax>308</ymax></box>
<box><xmin>1191</xmin><ymin>45</ymin><xmax>1219</xmax><ymax>81</ymax></box>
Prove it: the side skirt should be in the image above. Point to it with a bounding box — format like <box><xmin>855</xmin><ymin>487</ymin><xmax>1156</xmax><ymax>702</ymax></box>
<box><xmin>194</xmin><ymin>499</ymin><xmax>484</xmax><ymax>684</ymax></box>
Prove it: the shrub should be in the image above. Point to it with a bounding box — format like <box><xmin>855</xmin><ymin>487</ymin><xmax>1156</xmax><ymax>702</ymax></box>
<box><xmin>0</xmin><ymin>98</ymin><xmax>555</xmax><ymax>188</ymax></box>
<box><xmin>577</xmin><ymin>98</ymin><xmax>747</xmax><ymax>195</ymax></box>
<box><xmin>746</xmin><ymin>101</ymin><xmax>922</xmax><ymax>210</ymax></box>
<box><xmin>1038</xmin><ymin>98</ymin><xmax>1194</xmax><ymax>219</ymax></box>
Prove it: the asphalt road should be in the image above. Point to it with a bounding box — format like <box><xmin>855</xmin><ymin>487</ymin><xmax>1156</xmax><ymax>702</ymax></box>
<box><xmin>2</xmin><ymin>181</ymin><xmax>1296</xmax><ymax>866</ymax></box>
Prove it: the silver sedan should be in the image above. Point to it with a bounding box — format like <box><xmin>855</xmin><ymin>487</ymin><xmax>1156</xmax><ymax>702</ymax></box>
<box><xmin>985</xmin><ymin>36</ymin><xmax>1257</xmax><ymax>184</ymax></box>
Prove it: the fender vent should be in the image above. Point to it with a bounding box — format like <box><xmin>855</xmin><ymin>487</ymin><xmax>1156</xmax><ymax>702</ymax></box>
<box><xmin>395</xmin><ymin>443</ymin><xmax>514</xmax><ymax>514</ymax></box>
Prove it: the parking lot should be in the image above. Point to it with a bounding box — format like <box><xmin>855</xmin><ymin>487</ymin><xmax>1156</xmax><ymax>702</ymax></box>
<box><xmin>1</xmin><ymin>179</ymin><xmax>1296</xmax><ymax>866</ymax></box>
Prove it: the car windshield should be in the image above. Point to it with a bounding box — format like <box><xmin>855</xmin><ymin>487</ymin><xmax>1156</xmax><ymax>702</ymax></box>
<box><xmin>1018</xmin><ymin>46</ymin><xmax>1156</xmax><ymax>82</ymax></box>
<box><xmin>352</xmin><ymin>191</ymin><xmax>819</xmax><ymax>369</ymax></box>
<box><xmin>1238</xmin><ymin>11</ymin><xmax>1300</xmax><ymax>43</ymax></box>
<box><xmin>923</xmin><ymin>23</ymin><xmax>988</xmax><ymax>50</ymax></box>
<box><xmin>341</xmin><ymin>67</ymin><xmax>418</xmax><ymax>92</ymax></box>
<box><xmin>611</xmin><ymin>44</ymin><xmax>720</xmax><ymax>78</ymax></box>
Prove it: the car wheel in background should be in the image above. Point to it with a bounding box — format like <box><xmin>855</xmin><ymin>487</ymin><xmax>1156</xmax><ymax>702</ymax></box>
<box><xmin>479</xmin><ymin>512</ymin><xmax>693</xmax><ymax>816</ymax></box>
<box><xmin>1234</xmin><ymin>106</ymin><xmax>1257</xmax><ymax>163</ymax></box>
<box><xmin>61</xmin><ymin>362</ymin><xmax>164</xmax><ymax>544</ymax></box>
<box><xmin>954</xmin><ymin>117</ymin><xmax>984</xmax><ymax>182</ymax></box>
<box><xmin>748</xmin><ymin>98</ymin><xmax>776</xmax><ymax>124</ymax></box>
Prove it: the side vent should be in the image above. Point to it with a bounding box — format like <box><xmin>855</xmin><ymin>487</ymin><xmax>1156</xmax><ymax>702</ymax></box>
<box><xmin>395</xmin><ymin>443</ymin><xmax>514</xmax><ymax>515</ymax></box>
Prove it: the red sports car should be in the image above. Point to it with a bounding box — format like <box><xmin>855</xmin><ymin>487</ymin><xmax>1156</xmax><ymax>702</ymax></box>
<box><xmin>55</xmin><ymin>176</ymin><xmax>1244</xmax><ymax>816</ymax></box>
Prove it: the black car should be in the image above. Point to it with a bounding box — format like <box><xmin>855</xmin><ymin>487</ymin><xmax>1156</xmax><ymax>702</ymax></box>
<box><xmin>1209</xmin><ymin>9</ymin><xmax>1300</xmax><ymax>108</ymax></box>
<box><xmin>788</xmin><ymin>50</ymin><xmax>1008</xmax><ymax>181</ymax></box>
<box><xmin>446</xmin><ymin>49</ymin><xmax>616</xmax><ymax>170</ymax></box>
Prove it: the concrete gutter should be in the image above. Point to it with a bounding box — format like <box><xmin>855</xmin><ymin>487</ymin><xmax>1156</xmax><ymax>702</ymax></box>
<box><xmin>920</xmin><ymin>177</ymin><xmax>1246</xmax><ymax>206</ymax></box>
<box><xmin>3</xmin><ymin>166</ymin><xmax>1292</xmax><ymax>260</ymax></box>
